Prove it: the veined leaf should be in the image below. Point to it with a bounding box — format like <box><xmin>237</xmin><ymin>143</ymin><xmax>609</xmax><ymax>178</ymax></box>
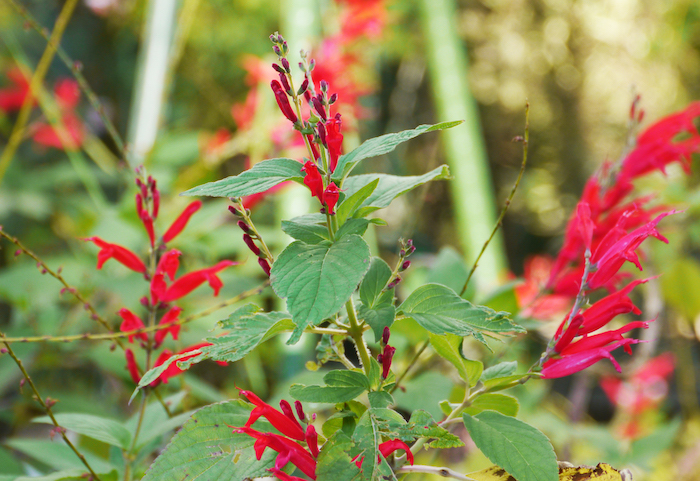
<box><xmin>399</xmin><ymin>283</ymin><xmax>523</xmax><ymax>345</ymax></box>
<box><xmin>332</xmin><ymin>121</ymin><xmax>462</xmax><ymax>181</ymax></box>
<box><xmin>462</xmin><ymin>411</ymin><xmax>558</xmax><ymax>481</ymax></box>
<box><xmin>271</xmin><ymin>235</ymin><xmax>371</xmax><ymax>344</ymax></box>
<box><xmin>143</xmin><ymin>401</ymin><xmax>277</xmax><ymax>481</ymax></box>
<box><xmin>481</xmin><ymin>361</ymin><xmax>518</xmax><ymax>381</ymax></box>
<box><xmin>32</xmin><ymin>413</ymin><xmax>131</xmax><ymax>450</ymax></box>
<box><xmin>289</xmin><ymin>370</ymin><xmax>370</xmax><ymax>403</ymax></box>
<box><xmin>181</xmin><ymin>158</ymin><xmax>303</xmax><ymax>198</ymax></box>
<box><xmin>336</xmin><ymin>218</ymin><xmax>371</xmax><ymax>239</ymax></box>
<box><xmin>360</xmin><ymin>257</ymin><xmax>393</xmax><ymax>307</ymax></box>
<box><xmin>282</xmin><ymin>220</ymin><xmax>330</xmax><ymax>244</ymax></box>
<box><xmin>463</xmin><ymin>393</ymin><xmax>519</xmax><ymax>417</ymax></box>
<box><xmin>429</xmin><ymin>333</ymin><xmax>482</xmax><ymax>387</ymax></box>
<box><xmin>342</xmin><ymin>165</ymin><xmax>450</xmax><ymax>217</ymax></box>
<box><xmin>336</xmin><ymin>178</ymin><xmax>379</xmax><ymax>226</ymax></box>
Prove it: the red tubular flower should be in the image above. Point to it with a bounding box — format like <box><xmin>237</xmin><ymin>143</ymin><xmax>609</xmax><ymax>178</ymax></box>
<box><xmin>0</xmin><ymin>67</ymin><xmax>31</xmax><ymax>112</ymax></box>
<box><xmin>150</xmin><ymin>273</ymin><xmax>167</xmax><ymax>305</ymax></box>
<box><xmin>84</xmin><ymin>237</ymin><xmax>147</xmax><ymax>274</ymax></box>
<box><xmin>323</xmin><ymin>183</ymin><xmax>340</xmax><ymax>214</ymax></box>
<box><xmin>154</xmin><ymin>342</ymin><xmax>222</xmax><ymax>385</ymax></box>
<box><xmin>162</xmin><ymin>200</ymin><xmax>202</xmax><ymax>243</ymax></box>
<box><xmin>378</xmin><ymin>439</ymin><xmax>414</xmax><ymax>465</ymax></box>
<box><xmin>258</xmin><ymin>258</ymin><xmax>272</xmax><ymax>277</ymax></box>
<box><xmin>305</xmin><ymin>425</ymin><xmax>319</xmax><ymax>458</ymax></box>
<box><xmin>577</xmin><ymin>278</ymin><xmax>648</xmax><ymax>335</ymax></box>
<box><xmin>325</xmin><ymin>116</ymin><xmax>343</xmax><ymax>173</ymax></box>
<box><xmin>271</xmin><ymin>80</ymin><xmax>298</xmax><ymax>123</ymax></box>
<box><xmin>540</xmin><ymin>339</ymin><xmax>641</xmax><ymax>379</ymax></box>
<box><xmin>118</xmin><ymin>308</ymin><xmax>148</xmax><ymax>343</ymax></box>
<box><xmin>156</xmin><ymin>249</ymin><xmax>182</xmax><ymax>281</ymax></box>
<box><xmin>302</xmin><ymin>161</ymin><xmax>324</xmax><ymax>200</ymax></box>
<box><xmin>239</xmin><ymin>390</ymin><xmax>305</xmax><ymax>441</ymax></box>
<box><xmin>379</xmin><ymin>345</ymin><xmax>396</xmax><ymax>379</ymax></box>
<box><xmin>154</xmin><ymin>306</ymin><xmax>182</xmax><ymax>348</ymax></box>
<box><xmin>553</xmin><ymin>314</ymin><xmax>584</xmax><ymax>354</ymax></box>
<box><xmin>136</xmin><ymin>193</ymin><xmax>155</xmax><ymax>247</ymax></box>
<box><xmin>124</xmin><ymin>349</ymin><xmax>141</xmax><ymax>384</ymax></box>
<box><xmin>268</xmin><ymin>469</ymin><xmax>308</xmax><ymax>481</ymax></box>
<box><xmin>560</xmin><ymin>320</ymin><xmax>651</xmax><ymax>356</ymax></box>
<box><xmin>160</xmin><ymin>260</ymin><xmax>236</xmax><ymax>302</ymax></box>
<box><xmin>54</xmin><ymin>78</ymin><xmax>80</xmax><ymax>110</ymax></box>
<box><xmin>587</xmin><ymin>211</ymin><xmax>677</xmax><ymax>290</ymax></box>
<box><xmin>237</xmin><ymin>427</ymin><xmax>317</xmax><ymax>479</ymax></box>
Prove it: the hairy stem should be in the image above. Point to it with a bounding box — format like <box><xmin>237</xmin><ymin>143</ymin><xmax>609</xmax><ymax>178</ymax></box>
<box><xmin>460</xmin><ymin>102</ymin><xmax>530</xmax><ymax>296</ymax></box>
<box><xmin>346</xmin><ymin>300</ymin><xmax>372</xmax><ymax>374</ymax></box>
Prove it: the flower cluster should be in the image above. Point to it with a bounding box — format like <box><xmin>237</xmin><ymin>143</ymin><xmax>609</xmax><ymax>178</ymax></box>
<box><xmin>533</xmin><ymin>102</ymin><xmax>700</xmax><ymax>378</ymax></box>
<box><xmin>235</xmin><ymin>390</ymin><xmax>413</xmax><ymax>481</ymax></box>
<box><xmin>0</xmin><ymin>68</ymin><xmax>85</xmax><ymax>150</ymax></box>
<box><xmin>84</xmin><ymin>171</ymin><xmax>234</xmax><ymax>385</ymax></box>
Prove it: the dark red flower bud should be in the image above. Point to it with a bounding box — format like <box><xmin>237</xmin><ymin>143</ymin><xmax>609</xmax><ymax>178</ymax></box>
<box><xmin>228</xmin><ymin>205</ymin><xmax>241</xmax><ymax>216</ymax></box>
<box><xmin>382</xmin><ymin>326</ymin><xmax>391</xmax><ymax>345</ymax></box>
<box><xmin>243</xmin><ymin>234</ymin><xmax>261</xmax><ymax>256</ymax></box>
<box><xmin>272</xmin><ymin>63</ymin><xmax>285</xmax><ymax>74</ymax></box>
<box><xmin>237</xmin><ymin>220</ymin><xmax>251</xmax><ymax>232</ymax></box>
<box><xmin>270</xmin><ymin>80</ymin><xmax>298</xmax><ymax>123</ymax></box>
<box><xmin>386</xmin><ymin>277</ymin><xmax>402</xmax><ymax>289</ymax></box>
<box><xmin>304</xmin><ymin>90</ymin><xmax>312</xmax><ymax>103</ymax></box>
<box><xmin>323</xmin><ymin>182</ymin><xmax>340</xmax><ymax>215</ymax></box>
<box><xmin>320</xmin><ymin>80</ymin><xmax>328</xmax><ymax>92</ymax></box>
<box><xmin>272</xmin><ymin>45</ymin><xmax>282</xmax><ymax>56</ymax></box>
<box><xmin>400</xmin><ymin>260</ymin><xmax>411</xmax><ymax>271</ymax></box>
<box><xmin>317</xmin><ymin>122</ymin><xmax>327</xmax><ymax>146</ymax></box>
<box><xmin>279</xmin><ymin>73</ymin><xmax>291</xmax><ymax>93</ymax></box>
<box><xmin>152</xmin><ymin>187</ymin><xmax>160</xmax><ymax>218</ymax></box>
<box><xmin>14</xmin><ymin>249</ymin><xmax>21</xmax><ymax>256</ymax></box>
<box><xmin>297</xmin><ymin>78</ymin><xmax>309</xmax><ymax>96</ymax></box>
<box><xmin>311</xmin><ymin>96</ymin><xmax>326</xmax><ymax>121</ymax></box>
<box><xmin>329</xmin><ymin>93</ymin><xmax>338</xmax><ymax>104</ymax></box>
<box><xmin>258</xmin><ymin>258</ymin><xmax>271</xmax><ymax>277</ymax></box>
<box><xmin>281</xmin><ymin>58</ymin><xmax>290</xmax><ymax>72</ymax></box>
<box><xmin>381</xmin><ymin>345</ymin><xmax>396</xmax><ymax>379</ymax></box>
<box><xmin>294</xmin><ymin>400</ymin><xmax>305</xmax><ymax>421</ymax></box>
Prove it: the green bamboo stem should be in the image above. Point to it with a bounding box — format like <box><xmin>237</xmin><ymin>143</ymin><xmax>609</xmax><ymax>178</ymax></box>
<box><xmin>419</xmin><ymin>0</ymin><xmax>507</xmax><ymax>292</ymax></box>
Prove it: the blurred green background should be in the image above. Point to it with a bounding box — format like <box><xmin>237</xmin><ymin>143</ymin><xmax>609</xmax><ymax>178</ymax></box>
<box><xmin>1</xmin><ymin>0</ymin><xmax>700</xmax><ymax>479</ymax></box>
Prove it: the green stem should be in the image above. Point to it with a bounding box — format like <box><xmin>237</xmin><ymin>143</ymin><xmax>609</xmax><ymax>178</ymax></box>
<box><xmin>346</xmin><ymin>299</ymin><xmax>372</xmax><ymax>374</ymax></box>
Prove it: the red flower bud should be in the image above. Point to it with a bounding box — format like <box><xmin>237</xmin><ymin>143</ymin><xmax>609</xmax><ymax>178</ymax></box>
<box><xmin>301</xmin><ymin>161</ymin><xmax>324</xmax><ymax>200</ymax></box>
<box><xmin>271</xmin><ymin>80</ymin><xmax>298</xmax><ymax>123</ymax></box>
<box><xmin>382</xmin><ymin>326</ymin><xmax>391</xmax><ymax>345</ymax></box>
<box><xmin>125</xmin><ymin>349</ymin><xmax>141</xmax><ymax>384</ymax></box>
<box><xmin>323</xmin><ymin>182</ymin><xmax>340</xmax><ymax>215</ymax></box>
<box><xmin>237</xmin><ymin>220</ymin><xmax>251</xmax><ymax>232</ymax></box>
<box><xmin>243</xmin><ymin>234</ymin><xmax>261</xmax><ymax>256</ymax></box>
<box><xmin>258</xmin><ymin>258</ymin><xmax>272</xmax><ymax>277</ymax></box>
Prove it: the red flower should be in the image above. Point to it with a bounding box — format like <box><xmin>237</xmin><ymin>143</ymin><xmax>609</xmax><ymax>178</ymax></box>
<box><xmin>0</xmin><ymin>67</ymin><xmax>31</xmax><ymax>112</ymax></box>
<box><xmin>377</xmin><ymin>344</ymin><xmax>396</xmax><ymax>379</ymax></box>
<box><xmin>576</xmin><ymin>278</ymin><xmax>649</xmax><ymax>335</ymax></box>
<box><xmin>541</xmin><ymin>339</ymin><xmax>641</xmax><ymax>379</ymax></box>
<box><xmin>323</xmin><ymin>182</ymin><xmax>340</xmax><ymax>214</ymax></box>
<box><xmin>32</xmin><ymin>113</ymin><xmax>84</xmax><ymax>150</ymax></box>
<box><xmin>118</xmin><ymin>308</ymin><xmax>148</xmax><ymax>343</ymax></box>
<box><xmin>379</xmin><ymin>439</ymin><xmax>414</xmax><ymax>465</ymax></box>
<box><xmin>159</xmin><ymin>260</ymin><xmax>236</xmax><ymax>302</ymax></box>
<box><xmin>156</xmin><ymin>249</ymin><xmax>182</xmax><ymax>281</ymax></box>
<box><xmin>239</xmin><ymin>390</ymin><xmax>305</xmax><ymax>441</ymax></box>
<box><xmin>601</xmin><ymin>353</ymin><xmax>674</xmax><ymax>414</ymax></box>
<box><xmin>237</xmin><ymin>427</ymin><xmax>317</xmax><ymax>479</ymax></box>
<box><xmin>162</xmin><ymin>201</ymin><xmax>202</xmax><ymax>243</ymax></box>
<box><xmin>587</xmin><ymin>211</ymin><xmax>677</xmax><ymax>290</ymax></box>
<box><xmin>124</xmin><ymin>349</ymin><xmax>141</xmax><ymax>384</ymax></box>
<box><xmin>83</xmin><ymin>237</ymin><xmax>147</xmax><ymax>274</ymax></box>
<box><xmin>271</xmin><ymin>79</ymin><xmax>298</xmax><ymax>124</ymax></box>
<box><xmin>136</xmin><ymin>193</ymin><xmax>155</xmax><ymax>247</ymax></box>
<box><xmin>154</xmin><ymin>306</ymin><xmax>182</xmax><ymax>348</ymax></box>
<box><xmin>150</xmin><ymin>272</ymin><xmax>167</xmax><ymax>305</ymax></box>
<box><xmin>302</xmin><ymin>161</ymin><xmax>324</xmax><ymax>200</ymax></box>
<box><xmin>325</xmin><ymin>116</ymin><xmax>344</xmax><ymax>173</ymax></box>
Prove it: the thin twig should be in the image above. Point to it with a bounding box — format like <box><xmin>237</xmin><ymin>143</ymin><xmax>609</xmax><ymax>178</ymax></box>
<box><xmin>0</xmin><ymin>0</ymin><xmax>80</xmax><ymax>183</ymax></box>
<box><xmin>389</xmin><ymin>338</ymin><xmax>430</xmax><ymax>394</ymax></box>
<box><xmin>5</xmin><ymin>0</ymin><xmax>126</xmax><ymax>154</ymax></box>
<box><xmin>0</xmin><ymin>281</ymin><xmax>270</xmax><ymax>343</ymax></box>
<box><xmin>397</xmin><ymin>465</ymin><xmax>476</xmax><ymax>481</ymax></box>
<box><xmin>1</xmin><ymin>333</ymin><xmax>102</xmax><ymax>480</ymax></box>
<box><xmin>460</xmin><ymin>102</ymin><xmax>530</xmax><ymax>296</ymax></box>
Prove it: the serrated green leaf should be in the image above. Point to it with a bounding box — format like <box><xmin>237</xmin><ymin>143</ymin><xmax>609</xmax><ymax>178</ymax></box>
<box><xmin>282</xmin><ymin>220</ymin><xmax>330</xmax><ymax>243</ymax></box>
<box><xmin>136</xmin><ymin>306</ymin><xmax>293</xmax><ymax>392</ymax></box>
<box><xmin>429</xmin><ymin>334</ymin><xmax>482</xmax><ymax>387</ymax></box>
<box><xmin>32</xmin><ymin>413</ymin><xmax>131</xmax><ymax>450</ymax></box>
<box><xmin>462</xmin><ymin>411</ymin><xmax>558</xmax><ymax>481</ymax></box>
<box><xmin>290</xmin><ymin>370</ymin><xmax>370</xmax><ymax>403</ymax></box>
<box><xmin>271</xmin><ymin>235</ymin><xmax>371</xmax><ymax>344</ymax></box>
<box><xmin>181</xmin><ymin>158</ymin><xmax>303</xmax><ymax>197</ymax></box>
<box><xmin>324</xmin><ymin>370</ymin><xmax>372</xmax><ymax>388</ymax></box>
<box><xmin>399</xmin><ymin>284</ymin><xmax>523</xmax><ymax>346</ymax></box>
<box><xmin>385</xmin><ymin>410</ymin><xmax>464</xmax><ymax>449</ymax></box>
<box><xmin>342</xmin><ymin>165</ymin><xmax>450</xmax><ymax>217</ymax></box>
<box><xmin>336</xmin><ymin>218</ymin><xmax>371</xmax><ymax>240</ymax></box>
<box><xmin>316</xmin><ymin>442</ymin><xmax>362</xmax><ymax>481</ymax></box>
<box><xmin>463</xmin><ymin>393</ymin><xmax>520</xmax><ymax>417</ymax></box>
<box><xmin>352</xmin><ymin>410</ymin><xmax>381</xmax><ymax>480</ymax></box>
<box><xmin>336</xmin><ymin>178</ymin><xmax>379</xmax><ymax>226</ymax></box>
<box><xmin>368</xmin><ymin>391</ymin><xmax>394</xmax><ymax>409</ymax></box>
<box><xmin>143</xmin><ymin>401</ymin><xmax>277</xmax><ymax>481</ymax></box>
<box><xmin>332</xmin><ymin>121</ymin><xmax>462</xmax><ymax>181</ymax></box>
<box><xmin>481</xmin><ymin>361</ymin><xmax>518</xmax><ymax>382</ymax></box>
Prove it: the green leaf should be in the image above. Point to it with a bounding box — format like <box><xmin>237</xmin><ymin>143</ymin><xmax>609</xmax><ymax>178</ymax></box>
<box><xmin>662</xmin><ymin>259</ymin><xmax>700</xmax><ymax>318</ymax></box>
<box><xmin>358</xmin><ymin>304</ymin><xmax>396</xmax><ymax>344</ymax></box>
<box><xmin>368</xmin><ymin>391</ymin><xmax>395</xmax><ymax>409</ymax></box>
<box><xmin>143</xmin><ymin>401</ymin><xmax>277</xmax><ymax>481</ymax></box>
<box><xmin>360</xmin><ymin>258</ymin><xmax>393</xmax><ymax>307</ymax></box>
<box><xmin>429</xmin><ymin>334</ymin><xmax>482</xmax><ymax>387</ymax></box>
<box><xmin>481</xmin><ymin>361</ymin><xmax>518</xmax><ymax>382</ymax></box>
<box><xmin>463</xmin><ymin>393</ymin><xmax>520</xmax><ymax>417</ymax></box>
<box><xmin>282</xmin><ymin>220</ymin><xmax>330</xmax><ymax>244</ymax></box>
<box><xmin>427</xmin><ymin>246</ymin><xmax>470</xmax><ymax>297</ymax></box>
<box><xmin>316</xmin><ymin>441</ymin><xmax>362</xmax><ymax>481</ymax></box>
<box><xmin>32</xmin><ymin>413</ymin><xmax>132</xmax><ymax>450</ymax></box>
<box><xmin>336</xmin><ymin>178</ymin><xmax>379</xmax><ymax>226</ymax></box>
<box><xmin>181</xmin><ymin>158</ymin><xmax>303</xmax><ymax>197</ymax></box>
<box><xmin>398</xmin><ymin>284</ymin><xmax>524</xmax><ymax>345</ymax></box>
<box><xmin>271</xmin><ymin>235</ymin><xmax>371</xmax><ymax>344</ymax></box>
<box><xmin>136</xmin><ymin>306</ymin><xmax>293</xmax><ymax>390</ymax></box>
<box><xmin>290</xmin><ymin>370</ymin><xmax>371</xmax><ymax>403</ymax></box>
<box><xmin>482</xmin><ymin>374</ymin><xmax>527</xmax><ymax>391</ymax></box>
<box><xmin>14</xmin><ymin>469</ymin><xmax>117</xmax><ymax>481</ymax></box>
<box><xmin>389</xmin><ymin>410</ymin><xmax>464</xmax><ymax>449</ymax></box>
<box><xmin>4</xmin><ymin>439</ymin><xmax>115</xmax><ymax>473</ymax></box>
<box><xmin>352</xmin><ymin>410</ymin><xmax>381</xmax><ymax>480</ymax></box>
<box><xmin>332</xmin><ymin>121</ymin><xmax>462</xmax><ymax>181</ymax></box>
<box><xmin>336</xmin><ymin>218</ymin><xmax>371</xmax><ymax>239</ymax></box>
<box><xmin>462</xmin><ymin>411</ymin><xmax>558</xmax><ymax>481</ymax></box>
<box><xmin>342</xmin><ymin>165</ymin><xmax>451</xmax><ymax>217</ymax></box>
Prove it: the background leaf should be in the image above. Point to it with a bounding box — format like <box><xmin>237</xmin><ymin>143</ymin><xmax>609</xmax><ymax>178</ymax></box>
<box><xmin>32</xmin><ymin>413</ymin><xmax>132</xmax><ymax>450</ymax></box>
<box><xmin>462</xmin><ymin>411</ymin><xmax>558</xmax><ymax>481</ymax></box>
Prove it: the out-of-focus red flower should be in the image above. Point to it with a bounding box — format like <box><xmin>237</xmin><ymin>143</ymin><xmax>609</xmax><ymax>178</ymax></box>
<box><xmin>601</xmin><ymin>353</ymin><xmax>674</xmax><ymax>414</ymax></box>
<box><xmin>154</xmin><ymin>306</ymin><xmax>182</xmax><ymax>348</ymax></box>
<box><xmin>83</xmin><ymin>237</ymin><xmax>147</xmax><ymax>274</ymax></box>
<box><xmin>514</xmin><ymin>255</ymin><xmax>573</xmax><ymax>321</ymax></box>
<box><xmin>0</xmin><ymin>67</ymin><xmax>31</xmax><ymax>112</ymax></box>
<box><xmin>156</xmin><ymin>249</ymin><xmax>181</xmax><ymax>281</ymax></box>
<box><xmin>32</xmin><ymin>79</ymin><xmax>84</xmax><ymax>150</ymax></box>
<box><xmin>159</xmin><ymin>260</ymin><xmax>236</xmax><ymax>302</ymax></box>
<box><xmin>162</xmin><ymin>200</ymin><xmax>202</xmax><ymax>243</ymax></box>
<box><xmin>124</xmin><ymin>349</ymin><xmax>141</xmax><ymax>384</ymax></box>
<box><xmin>54</xmin><ymin>78</ymin><xmax>80</xmax><ymax>110</ymax></box>
<box><xmin>118</xmin><ymin>308</ymin><xmax>148</xmax><ymax>343</ymax></box>
<box><xmin>271</xmin><ymin>79</ymin><xmax>298</xmax><ymax>124</ymax></box>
